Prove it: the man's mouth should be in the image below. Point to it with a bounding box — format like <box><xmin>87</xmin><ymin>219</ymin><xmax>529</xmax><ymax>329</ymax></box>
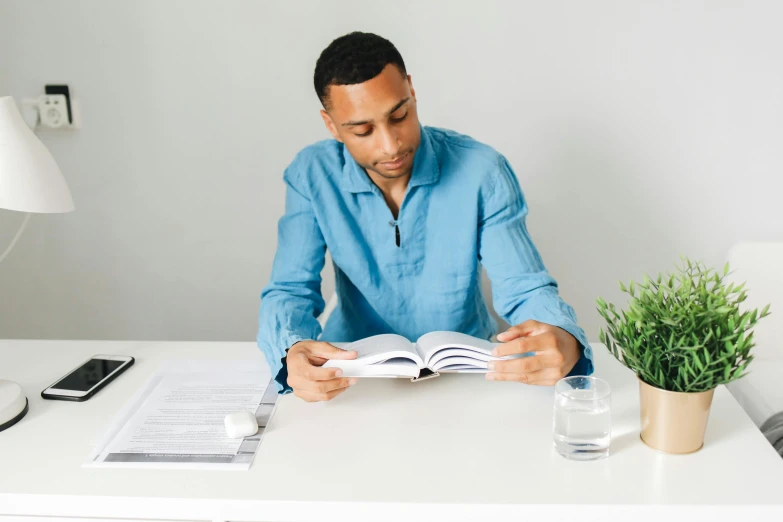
<box><xmin>379</xmin><ymin>151</ymin><xmax>409</xmax><ymax>170</ymax></box>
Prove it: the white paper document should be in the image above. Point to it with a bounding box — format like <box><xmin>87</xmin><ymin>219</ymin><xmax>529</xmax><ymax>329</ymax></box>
<box><xmin>85</xmin><ymin>360</ymin><xmax>278</xmax><ymax>470</ymax></box>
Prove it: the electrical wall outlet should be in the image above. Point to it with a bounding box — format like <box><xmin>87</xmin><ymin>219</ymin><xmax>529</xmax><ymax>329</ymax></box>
<box><xmin>21</xmin><ymin>87</ymin><xmax>81</xmax><ymax>131</ymax></box>
<box><xmin>37</xmin><ymin>94</ymin><xmax>69</xmax><ymax>129</ymax></box>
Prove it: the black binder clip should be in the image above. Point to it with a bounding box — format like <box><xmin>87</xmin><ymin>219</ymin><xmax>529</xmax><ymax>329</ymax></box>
<box><xmin>411</xmin><ymin>368</ymin><xmax>440</xmax><ymax>382</ymax></box>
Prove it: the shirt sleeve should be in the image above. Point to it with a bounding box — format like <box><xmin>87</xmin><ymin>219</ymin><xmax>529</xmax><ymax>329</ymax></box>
<box><xmin>477</xmin><ymin>156</ymin><xmax>593</xmax><ymax>376</ymax></box>
<box><xmin>257</xmin><ymin>163</ymin><xmax>326</xmax><ymax>393</ymax></box>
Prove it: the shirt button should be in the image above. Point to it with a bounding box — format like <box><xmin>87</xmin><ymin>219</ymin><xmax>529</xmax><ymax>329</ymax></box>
<box><xmin>388</xmin><ymin>220</ymin><xmax>396</xmax><ymax>227</ymax></box>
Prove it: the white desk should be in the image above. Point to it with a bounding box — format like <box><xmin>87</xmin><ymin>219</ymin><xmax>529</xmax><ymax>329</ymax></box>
<box><xmin>1</xmin><ymin>339</ymin><xmax>782</xmax><ymax>521</ymax></box>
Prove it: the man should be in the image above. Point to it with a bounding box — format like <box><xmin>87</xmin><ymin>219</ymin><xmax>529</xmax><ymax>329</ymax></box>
<box><xmin>258</xmin><ymin>32</ymin><xmax>593</xmax><ymax>401</ymax></box>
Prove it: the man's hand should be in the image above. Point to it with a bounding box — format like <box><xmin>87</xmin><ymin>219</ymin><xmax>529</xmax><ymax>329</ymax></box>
<box><xmin>486</xmin><ymin>320</ymin><xmax>580</xmax><ymax>385</ymax></box>
<box><xmin>287</xmin><ymin>340</ymin><xmax>359</xmax><ymax>402</ymax></box>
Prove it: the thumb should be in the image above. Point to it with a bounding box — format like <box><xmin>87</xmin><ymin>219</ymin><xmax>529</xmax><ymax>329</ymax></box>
<box><xmin>496</xmin><ymin>320</ymin><xmax>542</xmax><ymax>342</ymax></box>
<box><xmin>311</xmin><ymin>342</ymin><xmax>358</xmax><ymax>360</ymax></box>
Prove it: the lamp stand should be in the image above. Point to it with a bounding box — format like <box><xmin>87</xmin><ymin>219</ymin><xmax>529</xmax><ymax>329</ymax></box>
<box><xmin>0</xmin><ymin>213</ymin><xmax>31</xmax><ymax>264</ymax></box>
<box><xmin>0</xmin><ymin>213</ymin><xmax>32</xmax><ymax>431</ymax></box>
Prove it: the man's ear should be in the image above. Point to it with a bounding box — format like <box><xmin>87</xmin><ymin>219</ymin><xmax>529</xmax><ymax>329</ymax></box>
<box><xmin>408</xmin><ymin>74</ymin><xmax>416</xmax><ymax>102</ymax></box>
<box><xmin>320</xmin><ymin>109</ymin><xmax>342</xmax><ymax>143</ymax></box>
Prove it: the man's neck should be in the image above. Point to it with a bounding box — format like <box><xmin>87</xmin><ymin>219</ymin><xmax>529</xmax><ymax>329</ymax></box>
<box><xmin>365</xmin><ymin>168</ymin><xmax>411</xmax><ymax>220</ymax></box>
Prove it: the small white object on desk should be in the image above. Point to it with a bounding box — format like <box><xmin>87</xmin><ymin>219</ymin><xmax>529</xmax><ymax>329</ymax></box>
<box><xmin>225</xmin><ymin>410</ymin><xmax>259</xmax><ymax>439</ymax></box>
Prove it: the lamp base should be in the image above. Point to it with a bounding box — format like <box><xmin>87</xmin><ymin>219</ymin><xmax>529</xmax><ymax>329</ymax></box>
<box><xmin>0</xmin><ymin>380</ymin><xmax>29</xmax><ymax>432</ymax></box>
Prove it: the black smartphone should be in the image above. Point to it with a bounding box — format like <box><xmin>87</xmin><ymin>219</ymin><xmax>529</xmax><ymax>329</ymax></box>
<box><xmin>44</xmin><ymin>84</ymin><xmax>72</xmax><ymax>124</ymax></box>
<box><xmin>41</xmin><ymin>355</ymin><xmax>134</xmax><ymax>402</ymax></box>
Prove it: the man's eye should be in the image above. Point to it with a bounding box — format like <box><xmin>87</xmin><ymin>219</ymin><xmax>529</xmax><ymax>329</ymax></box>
<box><xmin>354</xmin><ymin>128</ymin><xmax>372</xmax><ymax>137</ymax></box>
<box><xmin>391</xmin><ymin>112</ymin><xmax>408</xmax><ymax>123</ymax></box>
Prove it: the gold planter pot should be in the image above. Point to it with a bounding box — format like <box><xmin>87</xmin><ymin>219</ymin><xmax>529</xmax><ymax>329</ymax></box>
<box><xmin>638</xmin><ymin>378</ymin><xmax>715</xmax><ymax>454</ymax></box>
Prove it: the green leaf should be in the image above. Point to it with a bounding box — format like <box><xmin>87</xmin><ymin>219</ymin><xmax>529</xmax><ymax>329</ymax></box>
<box><xmin>693</xmin><ymin>353</ymin><xmax>704</xmax><ymax>371</ymax></box>
<box><xmin>724</xmin><ymin>339</ymin><xmax>736</xmax><ymax>355</ymax></box>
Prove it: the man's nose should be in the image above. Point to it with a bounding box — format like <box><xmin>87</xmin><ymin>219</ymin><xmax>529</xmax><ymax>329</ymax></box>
<box><xmin>378</xmin><ymin>127</ymin><xmax>402</xmax><ymax>157</ymax></box>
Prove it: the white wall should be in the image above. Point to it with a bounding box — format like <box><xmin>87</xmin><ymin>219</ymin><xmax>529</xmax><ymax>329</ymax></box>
<box><xmin>1</xmin><ymin>0</ymin><xmax>781</xmax><ymax>342</ymax></box>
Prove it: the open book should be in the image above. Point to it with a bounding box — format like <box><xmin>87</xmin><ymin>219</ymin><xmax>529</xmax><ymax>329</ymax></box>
<box><xmin>324</xmin><ymin>331</ymin><xmax>515</xmax><ymax>381</ymax></box>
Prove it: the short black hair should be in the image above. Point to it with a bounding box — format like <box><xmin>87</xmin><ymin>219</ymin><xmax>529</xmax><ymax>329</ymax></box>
<box><xmin>314</xmin><ymin>32</ymin><xmax>407</xmax><ymax>109</ymax></box>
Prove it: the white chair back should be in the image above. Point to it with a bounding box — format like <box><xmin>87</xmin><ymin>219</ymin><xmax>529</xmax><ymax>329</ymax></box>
<box><xmin>727</xmin><ymin>242</ymin><xmax>783</xmax><ymax>361</ymax></box>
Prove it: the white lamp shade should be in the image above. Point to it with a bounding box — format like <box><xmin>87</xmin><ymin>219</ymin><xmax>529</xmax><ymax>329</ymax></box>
<box><xmin>0</xmin><ymin>96</ymin><xmax>74</xmax><ymax>213</ymax></box>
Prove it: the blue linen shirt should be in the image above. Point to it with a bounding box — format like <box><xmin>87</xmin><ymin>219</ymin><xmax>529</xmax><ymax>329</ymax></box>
<box><xmin>258</xmin><ymin>125</ymin><xmax>593</xmax><ymax>392</ymax></box>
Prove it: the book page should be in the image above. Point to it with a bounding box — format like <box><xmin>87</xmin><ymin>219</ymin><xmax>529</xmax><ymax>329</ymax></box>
<box><xmin>439</xmin><ymin>367</ymin><xmax>487</xmax><ymax>373</ymax></box>
<box><xmin>334</xmin><ymin>360</ymin><xmax>420</xmax><ymax>378</ymax></box>
<box><xmin>415</xmin><ymin>331</ymin><xmax>498</xmax><ymax>366</ymax></box>
<box><xmin>432</xmin><ymin>356</ymin><xmax>491</xmax><ymax>371</ymax></box>
<box><xmin>324</xmin><ymin>334</ymin><xmax>424</xmax><ymax>374</ymax></box>
<box><xmin>428</xmin><ymin>348</ymin><xmax>494</xmax><ymax>368</ymax></box>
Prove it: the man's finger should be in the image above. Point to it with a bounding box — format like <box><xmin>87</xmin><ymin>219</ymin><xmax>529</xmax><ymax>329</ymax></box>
<box><xmin>495</xmin><ymin>320</ymin><xmax>543</xmax><ymax>342</ymax></box>
<box><xmin>485</xmin><ymin>371</ymin><xmax>529</xmax><ymax>383</ymax></box>
<box><xmin>316</xmin><ymin>377</ymin><xmax>359</xmax><ymax>393</ymax></box>
<box><xmin>288</xmin><ymin>351</ymin><xmax>339</xmax><ymax>378</ymax></box>
<box><xmin>487</xmin><ymin>354</ymin><xmax>545</xmax><ymax>374</ymax></box>
<box><xmin>288</xmin><ymin>353</ymin><xmax>343</xmax><ymax>381</ymax></box>
<box><xmin>492</xmin><ymin>334</ymin><xmax>551</xmax><ymax>358</ymax></box>
<box><xmin>302</xmin><ymin>361</ymin><xmax>346</xmax><ymax>382</ymax></box>
<box><xmin>309</xmin><ymin>342</ymin><xmax>359</xmax><ymax>360</ymax></box>
<box><xmin>289</xmin><ymin>374</ymin><xmax>358</xmax><ymax>393</ymax></box>
<box><xmin>311</xmin><ymin>377</ymin><xmax>358</xmax><ymax>394</ymax></box>
<box><xmin>485</xmin><ymin>367</ymin><xmax>568</xmax><ymax>386</ymax></box>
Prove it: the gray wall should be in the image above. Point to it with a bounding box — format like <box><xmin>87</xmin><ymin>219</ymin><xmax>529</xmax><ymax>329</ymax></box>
<box><xmin>1</xmin><ymin>0</ymin><xmax>781</xmax><ymax>342</ymax></box>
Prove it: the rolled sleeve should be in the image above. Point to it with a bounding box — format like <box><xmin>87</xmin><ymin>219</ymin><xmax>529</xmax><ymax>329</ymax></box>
<box><xmin>257</xmin><ymin>164</ymin><xmax>327</xmax><ymax>392</ymax></box>
<box><xmin>478</xmin><ymin>156</ymin><xmax>593</xmax><ymax>376</ymax></box>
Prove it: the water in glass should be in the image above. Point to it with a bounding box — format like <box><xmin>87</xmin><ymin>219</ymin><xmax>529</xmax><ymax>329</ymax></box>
<box><xmin>553</xmin><ymin>376</ymin><xmax>611</xmax><ymax>460</ymax></box>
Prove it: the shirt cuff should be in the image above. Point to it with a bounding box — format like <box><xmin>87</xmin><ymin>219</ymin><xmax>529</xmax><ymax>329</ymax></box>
<box><xmin>566</xmin><ymin>344</ymin><xmax>594</xmax><ymax>377</ymax></box>
<box><xmin>561</xmin><ymin>330</ymin><xmax>594</xmax><ymax>377</ymax></box>
<box><xmin>274</xmin><ymin>352</ymin><xmax>291</xmax><ymax>394</ymax></box>
<box><xmin>272</xmin><ymin>334</ymin><xmax>308</xmax><ymax>394</ymax></box>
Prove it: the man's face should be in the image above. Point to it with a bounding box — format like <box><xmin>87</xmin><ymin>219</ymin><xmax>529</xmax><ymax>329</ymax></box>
<box><xmin>320</xmin><ymin>64</ymin><xmax>421</xmax><ymax>180</ymax></box>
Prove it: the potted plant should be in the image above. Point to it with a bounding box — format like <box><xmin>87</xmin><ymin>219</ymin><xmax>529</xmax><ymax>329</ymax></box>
<box><xmin>597</xmin><ymin>258</ymin><xmax>770</xmax><ymax>454</ymax></box>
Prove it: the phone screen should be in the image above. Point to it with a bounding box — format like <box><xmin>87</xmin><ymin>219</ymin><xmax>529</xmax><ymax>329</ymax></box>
<box><xmin>54</xmin><ymin>359</ymin><xmax>126</xmax><ymax>391</ymax></box>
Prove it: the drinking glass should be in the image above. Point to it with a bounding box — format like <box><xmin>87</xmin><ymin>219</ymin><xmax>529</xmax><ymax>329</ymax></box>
<box><xmin>553</xmin><ymin>376</ymin><xmax>611</xmax><ymax>460</ymax></box>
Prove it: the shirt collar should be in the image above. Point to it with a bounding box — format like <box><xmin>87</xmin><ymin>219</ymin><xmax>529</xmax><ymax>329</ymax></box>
<box><xmin>341</xmin><ymin>124</ymin><xmax>441</xmax><ymax>194</ymax></box>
